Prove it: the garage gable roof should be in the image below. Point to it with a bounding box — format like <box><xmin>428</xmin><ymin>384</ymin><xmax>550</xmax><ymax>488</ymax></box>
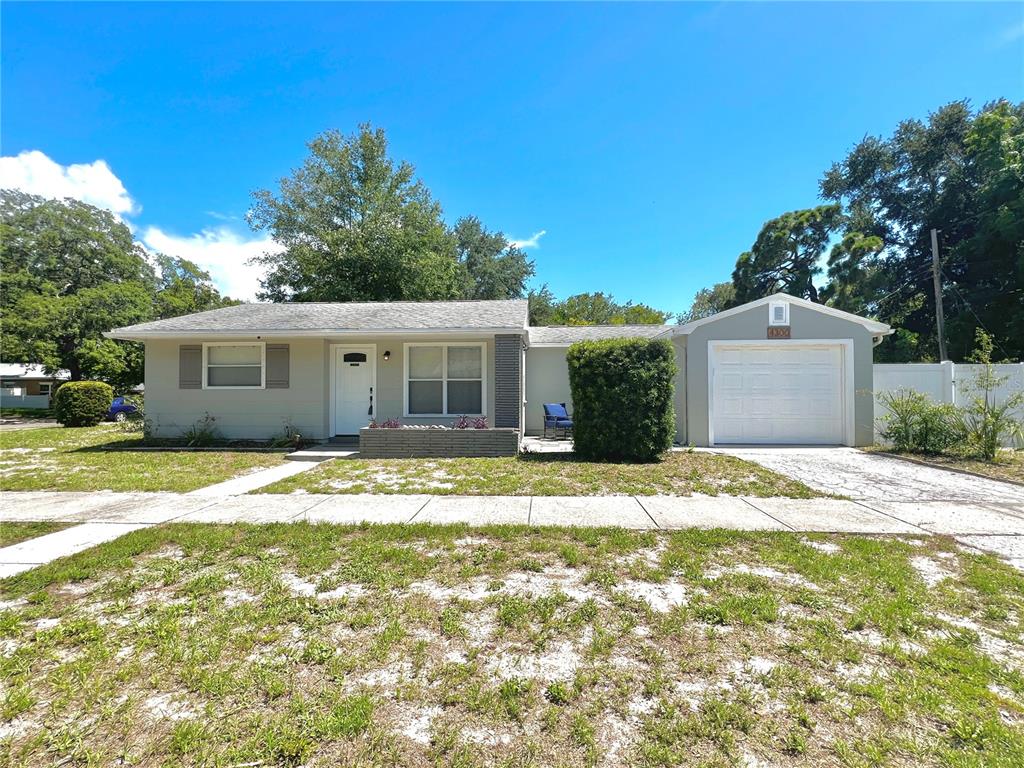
<box><xmin>671</xmin><ymin>293</ymin><xmax>891</xmax><ymax>336</ymax></box>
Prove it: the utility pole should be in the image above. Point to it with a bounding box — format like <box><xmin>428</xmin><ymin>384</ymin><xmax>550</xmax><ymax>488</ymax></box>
<box><xmin>931</xmin><ymin>228</ymin><xmax>948</xmax><ymax>361</ymax></box>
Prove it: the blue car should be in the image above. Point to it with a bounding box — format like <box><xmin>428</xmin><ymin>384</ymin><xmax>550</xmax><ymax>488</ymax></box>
<box><xmin>107</xmin><ymin>396</ymin><xmax>138</xmax><ymax>422</ymax></box>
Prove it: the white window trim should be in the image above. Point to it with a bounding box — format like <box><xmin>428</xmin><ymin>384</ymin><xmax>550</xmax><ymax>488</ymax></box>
<box><xmin>38</xmin><ymin>383</ymin><xmax>52</xmax><ymax>395</ymax></box>
<box><xmin>403</xmin><ymin>342</ymin><xmax>487</xmax><ymax>417</ymax></box>
<box><xmin>768</xmin><ymin>301</ymin><xmax>790</xmax><ymax>326</ymax></box>
<box><xmin>202</xmin><ymin>341</ymin><xmax>266</xmax><ymax>390</ymax></box>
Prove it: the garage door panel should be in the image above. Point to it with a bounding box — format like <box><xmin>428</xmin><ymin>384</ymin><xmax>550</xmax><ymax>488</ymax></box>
<box><xmin>711</xmin><ymin>344</ymin><xmax>845</xmax><ymax>445</ymax></box>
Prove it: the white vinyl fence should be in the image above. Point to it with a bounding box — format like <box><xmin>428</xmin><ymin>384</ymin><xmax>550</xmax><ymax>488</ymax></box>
<box><xmin>0</xmin><ymin>387</ymin><xmax>51</xmax><ymax>410</ymax></box>
<box><xmin>873</xmin><ymin>362</ymin><xmax>1024</xmax><ymax>445</ymax></box>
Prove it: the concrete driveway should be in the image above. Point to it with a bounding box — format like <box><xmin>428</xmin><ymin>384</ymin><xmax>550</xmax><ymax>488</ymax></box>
<box><xmin>713</xmin><ymin>447</ymin><xmax>1024</xmax><ymax>503</ymax></box>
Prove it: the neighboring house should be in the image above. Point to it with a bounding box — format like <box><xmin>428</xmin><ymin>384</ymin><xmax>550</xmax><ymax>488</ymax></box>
<box><xmin>0</xmin><ymin>364</ymin><xmax>70</xmax><ymax>410</ymax></box>
<box><xmin>106</xmin><ymin>292</ymin><xmax>891</xmax><ymax>447</ymax></box>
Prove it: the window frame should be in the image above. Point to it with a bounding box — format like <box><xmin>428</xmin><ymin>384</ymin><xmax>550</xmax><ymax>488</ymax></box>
<box><xmin>37</xmin><ymin>382</ymin><xmax>52</xmax><ymax>395</ymax></box>
<box><xmin>403</xmin><ymin>342</ymin><xmax>487</xmax><ymax>417</ymax></box>
<box><xmin>202</xmin><ymin>341</ymin><xmax>266</xmax><ymax>390</ymax></box>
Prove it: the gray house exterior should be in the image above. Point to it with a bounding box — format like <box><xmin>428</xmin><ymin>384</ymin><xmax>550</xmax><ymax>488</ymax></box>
<box><xmin>108</xmin><ymin>293</ymin><xmax>890</xmax><ymax>448</ymax></box>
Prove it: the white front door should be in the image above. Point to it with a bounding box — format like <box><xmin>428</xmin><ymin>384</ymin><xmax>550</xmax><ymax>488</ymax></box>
<box><xmin>710</xmin><ymin>343</ymin><xmax>846</xmax><ymax>445</ymax></box>
<box><xmin>334</xmin><ymin>347</ymin><xmax>375</xmax><ymax>435</ymax></box>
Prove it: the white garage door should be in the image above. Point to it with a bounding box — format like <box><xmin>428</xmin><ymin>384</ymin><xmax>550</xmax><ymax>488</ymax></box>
<box><xmin>710</xmin><ymin>343</ymin><xmax>846</xmax><ymax>445</ymax></box>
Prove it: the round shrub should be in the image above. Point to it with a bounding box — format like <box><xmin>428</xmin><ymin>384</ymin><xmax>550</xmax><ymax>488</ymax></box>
<box><xmin>566</xmin><ymin>337</ymin><xmax>677</xmax><ymax>461</ymax></box>
<box><xmin>53</xmin><ymin>381</ymin><xmax>113</xmax><ymax>427</ymax></box>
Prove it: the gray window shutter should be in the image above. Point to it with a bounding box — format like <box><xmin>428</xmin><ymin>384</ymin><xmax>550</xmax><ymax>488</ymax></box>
<box><xmin>266</xmin><ymin>344</ymin><xmax>290</xmax><ymax>388</ymax></box>
<box><xmin>179</xmin><ymin>345</ymin><xmax>202</xmax><ymax>389</ymax></box>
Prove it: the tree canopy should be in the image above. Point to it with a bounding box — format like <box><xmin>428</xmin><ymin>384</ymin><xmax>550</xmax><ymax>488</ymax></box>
<box><xmin>678</xmin><ymin>282</ymin><xmax>736</xmax><ymax>324</ymax></box>
<box><xmin>820</xmin><ymin>99</ymin><xmax>1023</xmax><ymax>361</ymax></box>
<box><xmin>528</xmin><ymin>286</ymin><xmax>671</xmax><ymax>326</ymax></box>
<box><xmin>454</xmin><ymin>216</ymin><xmax>534</xmax><ymax>300</ymax></box>
<box><xmin>732</xmin><ymin>205</ymin><xmax>841</xmax><ymax>304</ymax></box>
<box><xmin>717</xmin><ymin>99</ymin><xmax>1022</xmax><ymax>362</ymax></box>
<box><xmin>249</xmin><ymin>125</ymin><xmax>535</xmax><ymax>303</ymax></box>
<box><xmin>1</xmin><ymin>191</ymin><xmax>236</xmax><ymax>386</ymax></box>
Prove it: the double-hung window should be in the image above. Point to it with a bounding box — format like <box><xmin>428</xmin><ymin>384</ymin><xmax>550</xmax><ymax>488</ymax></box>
<box><xmin>203</xmin><ymin>342</ymin><xmax>265</xmax><ymax>389</ymax></box>
<box><xmin>405</xmin><ymin>343</ymin><xmax>485</xmax><ymax>416</ymax></box>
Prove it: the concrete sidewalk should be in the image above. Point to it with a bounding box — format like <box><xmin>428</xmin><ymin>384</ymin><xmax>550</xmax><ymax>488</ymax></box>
<box><xmin>2</xmin><ymin>490</ymin><xmax>1023</xmax><ymax>575</ymax></box>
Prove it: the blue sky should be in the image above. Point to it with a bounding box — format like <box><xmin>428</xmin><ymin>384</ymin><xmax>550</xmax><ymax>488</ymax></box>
<box><xmin>2</xmin><ymin>2</ymin><xmax>1021</xmax><ymax>309</ymax></box>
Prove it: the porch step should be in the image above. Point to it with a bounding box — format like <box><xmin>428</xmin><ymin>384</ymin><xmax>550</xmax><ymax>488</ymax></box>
<box><xmin>287</xmin><ymin>446</ymin><xmax>359</xmax><ymax>462</ymax></box>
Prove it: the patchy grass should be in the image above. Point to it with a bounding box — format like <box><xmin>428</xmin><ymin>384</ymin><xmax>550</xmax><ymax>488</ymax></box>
<box><xmin>869</xmin><ymin>447</ymin><xmax>1024</xmax><ymax>485</ymax></box>
<box><xmin>0</xmin><ymin>425</ymin><xmax>285</xmax><ymax>493</ymax></box>
<box><xmin>258</xmin><ymin>451</ymin><xmax>821</xmax><ymax>497</ymax></box>
<box><xmin>1</xmin><ymin>524</ymin><xmax>1021</xmax><ymax>766</ymax></box>
<box><xmin>0</xmin><ymin>522</ymin><xmax>71</xmax><ymax>548</ymax></box>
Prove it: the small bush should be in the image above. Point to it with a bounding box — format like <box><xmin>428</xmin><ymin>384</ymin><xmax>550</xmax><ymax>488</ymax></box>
<box><xmin>566</xmin><ymin>337</ymin><xmax>676</xmax><ymax>461</ymax></box>
<box><xmin>270</xmin><ymin>421</ymin><xmax>306</xmax><ymax>449</ymax></box>
<box><xmin>182</xmin><ymin>412</ymin><xmax>221</xmax><ymax>446</ymax></box>
<box><xmin>959</xmin><ymin>330</ymin><xmax>1024</xmax><ymax>460</ymax></box>
<box><xmin>876</xmin><ymin>389</ymin><xmax>963</xmax><ymax>454</ymax></box>
<box><xmin>52</xmin><ymin>381</ymin><xmax>113</xmax><ymax>427</ymax></box>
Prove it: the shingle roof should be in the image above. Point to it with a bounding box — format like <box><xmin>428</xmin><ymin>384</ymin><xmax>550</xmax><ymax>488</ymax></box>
<box><xmin>107</xmin><ymin>299</ymin><xmax>529</xmax><ymax>337</ymax></box>
<box><xmin>528</xmin><ymin>325</ymin><xmax>673</xmax><ymax>344</ymax></box>
<box><xmin>0</xmin><ymin>363</ymin><xmax>70</xmax><ymax>380</ymax></box>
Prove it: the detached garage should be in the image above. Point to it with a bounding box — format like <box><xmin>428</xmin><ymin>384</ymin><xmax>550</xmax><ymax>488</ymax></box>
<box><xmin>708</xmin><ymin>341</ymin><xmax>849</xmax><ymax>445</ymax></box>
<box><xmin>524</xmin><ymin>293</ymin><xmax>891</xmax><ymax>447</ymax></box>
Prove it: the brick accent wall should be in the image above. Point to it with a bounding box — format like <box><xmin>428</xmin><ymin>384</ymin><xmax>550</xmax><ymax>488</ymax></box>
<box><xmin>359</xmin><ymin>428</ymin><xmax>519</xmax><ymax>458</ymax></box>
<box><xmin>494</xmin><ymin>334</ymin><xmax>522</xmax><ymax>429</ymax></box>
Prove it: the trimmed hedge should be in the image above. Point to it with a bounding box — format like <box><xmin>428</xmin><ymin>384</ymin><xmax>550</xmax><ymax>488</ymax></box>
<box><xmin>566</xmin><ymin>337</ymin><xmax>677</xmax><ymax>461</ymax></box>
<box><xmin>53</xmin><ymin>381</ymin><xmax>113</xmax><ymax>427</ymax></box>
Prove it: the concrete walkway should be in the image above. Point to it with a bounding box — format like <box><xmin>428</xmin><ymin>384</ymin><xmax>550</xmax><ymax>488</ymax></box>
<box><xmin>3</xmin><ymin>490</ymin><xmax>1023</xmax><ymax>575</ymax></box>
<box><xmin>0</xmin><ymin>522</ymin><xmax>151</xmax><ymax>578</ymax></box>
<box><xmin>187</xmin><ymin>459</ymin><xmax>326</xmax><ymax>496</ymax></box>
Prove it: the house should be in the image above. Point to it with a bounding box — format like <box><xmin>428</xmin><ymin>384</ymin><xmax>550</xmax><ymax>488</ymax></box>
<box><xmin>106</xmin><ymin>292</ymin><xmax>891</xmax><ymax>449</ymax></box>
<box><xmin>0</xmin><ymin>364</ymin><xmax>69</xmax><ymax>410</ymax></box>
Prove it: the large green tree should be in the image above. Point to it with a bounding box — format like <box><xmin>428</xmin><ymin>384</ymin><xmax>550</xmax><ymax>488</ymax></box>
<box><xmin>1</xmin><ymin>192</ymin><xmax>235</xmax><ymax>386</ymax></box>
<box><xmin>678</xmin><ymin>282</ymin><xmax>736</xmax><ymax>323</ymax></box>
<box><xmin>528</xmin><ymin>287</ymin><xmax>671</xmax><ymax>326</ymax></box>
<box><xmin>732</xmin><ymin>205</ymin><xmax>842</xmax><ymax>304</ymax></box>
<box><xmin>249</xmin><ymin>125</ymin><xmax>464</xmax><ymax>302</ymax></box>
<box><xmin>453</xmin><ymin>216</ymin><xmax>534</xmax><ymax>299</ymax></box>
<box><xmin>820</xmin><ymin>99</ymin><xmax>1024</xmax><ymax>361</ymax></box>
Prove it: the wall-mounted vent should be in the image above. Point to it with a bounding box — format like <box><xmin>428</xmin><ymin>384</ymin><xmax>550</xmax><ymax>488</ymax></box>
<box><xmin>769</xmin><ymin>301</ymin><xmax>789</xmax><ymax>326</ymax></box>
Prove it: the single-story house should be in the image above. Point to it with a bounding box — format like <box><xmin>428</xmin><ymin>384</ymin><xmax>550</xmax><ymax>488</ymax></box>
<box><xmin>0</xmin><ymin>364</ymin><xmax>70</xmax><ymax>410</ymax></box>
<box><xmin>106</xmin><ymin>292</ymin><xmax>891</xmax><ymax>449</ymax></box>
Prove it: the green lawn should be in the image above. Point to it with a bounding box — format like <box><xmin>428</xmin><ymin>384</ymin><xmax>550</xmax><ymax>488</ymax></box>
<box><xmin>869</xmin><ymin>447</ymin><xmax>1024</xmax><ymax>485</ymax></box>
<box><xmin>0</xmin><ymin>524</ymin><xmax>1021</xmax><ymax>766</ymax></box>
<box><xmin>0</xmin><ymin>522</ymin><xmax>71</xmax><ymax>548</ymax></box>
<box><xmin>0</xmin><ymin>425</ymin><xmax>285</xmax><ymax>493</ymax></box>
<box><xmin>258</xmin><ymin>451</ymin><xmax>820</xmax><ymax>497</ymax></box>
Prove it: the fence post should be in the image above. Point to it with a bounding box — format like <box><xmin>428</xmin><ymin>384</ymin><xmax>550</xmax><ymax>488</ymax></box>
<box><xmin>941</xmin><ymin>360</ymin><xmax>956</xmax><ymax>405</ymax></box>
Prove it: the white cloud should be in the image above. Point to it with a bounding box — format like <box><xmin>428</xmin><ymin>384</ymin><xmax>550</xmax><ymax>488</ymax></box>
<box><xmin>509</xmin><ymin>229</ymin><xmax>546</xmax><ymax>249</ymax></box>
<box><xmin>2</xmin><ymin>149</ymin><xmax>278</xmax><ymax>301</ymax></box>
<box><xmin>0</xmin><ymin>149</ymin><xmax>138</xmax><ymax>215</ymax></box>
<box><xmin>142</xmin><ymin>226</ymin><xmax>281</xmax><ymax>302</ymax></box>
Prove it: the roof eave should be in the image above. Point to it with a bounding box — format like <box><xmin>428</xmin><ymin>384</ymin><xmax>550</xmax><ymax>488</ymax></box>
<box><xmin>105</xmin><ymin>326</ymin><xmax>529</xmax><ymax>341</ymax></box>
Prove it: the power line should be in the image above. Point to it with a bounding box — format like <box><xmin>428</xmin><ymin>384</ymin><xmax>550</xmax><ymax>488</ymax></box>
<box><xmin>942</xmin><ymin>270</ymin><xmax>1014</xmax><ymax>360</ymax></box>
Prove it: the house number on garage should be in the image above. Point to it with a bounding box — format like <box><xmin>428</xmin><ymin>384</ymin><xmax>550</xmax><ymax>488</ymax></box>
<box><xmin>767</xmin><ymin>326</ymin><xmax>791</xmax><ymax>339</ymax></box>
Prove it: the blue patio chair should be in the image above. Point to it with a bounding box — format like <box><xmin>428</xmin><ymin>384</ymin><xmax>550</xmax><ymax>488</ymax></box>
<box><xmin>543</xmin><ymin>403</ymin><xmax>574</xmax><ymax>439</ymax></box>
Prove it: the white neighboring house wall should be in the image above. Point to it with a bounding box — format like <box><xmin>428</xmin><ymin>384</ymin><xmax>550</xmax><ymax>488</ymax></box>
<box><xmin>873</xmin><ymin>362</ymin><xmax>1024</xmax><ymax>445</ymax></box>
<box><xmin>0</xmin><ymin>389</ymin><xmax>52</xmax><ymax>409</ymax></box>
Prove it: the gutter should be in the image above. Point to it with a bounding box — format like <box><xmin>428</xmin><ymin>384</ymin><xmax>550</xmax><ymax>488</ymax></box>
<box><xmin>104</xmin><ymin>326</ymin><xmax>529</xmax><ymax>341</ymax></box>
